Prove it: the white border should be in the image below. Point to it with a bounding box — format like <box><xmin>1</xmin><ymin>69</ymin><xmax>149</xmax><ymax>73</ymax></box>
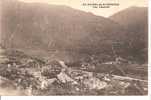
<box><xmin>148</xmin><ymin>0</ymin><xmax>151</xmax><ymax>99</ymax></box>
<box><xmin>0</xmin><ymin>96</ymin><xmax>150</xmax><ymax>100</ymax></box>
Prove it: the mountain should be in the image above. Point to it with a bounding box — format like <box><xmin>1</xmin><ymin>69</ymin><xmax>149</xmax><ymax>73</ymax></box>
<box><xmin>1</xmin><ymin>0</ymin><xmax>128</xmax><ymax>54</ymax></box>
<box><xmin>1</xmin><ymin>0</ymin><xmax>147</xmax><ymax>63</ymax></box>
<box><xmin>110</xmin><ymin>7</ymin><xmax>147</xmax><ymax>35</ymax></box>
<box><xmin>110</xmin><ymin>7</ymin><xmax>148</xmax><ymax>63</ymax></box>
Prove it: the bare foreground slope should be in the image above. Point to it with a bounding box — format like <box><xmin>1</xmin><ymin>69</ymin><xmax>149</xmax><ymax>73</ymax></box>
<box><xmin>0</xmin><ymin>0</ymin><xmax>148</xmax><ymax>95</ymax></box>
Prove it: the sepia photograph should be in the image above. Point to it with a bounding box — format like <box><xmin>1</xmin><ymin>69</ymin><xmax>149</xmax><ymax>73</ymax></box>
<box><xmin>0</xmin><ymin>0</ymin><xmax>149</xmax><ymax>96</ymax></box>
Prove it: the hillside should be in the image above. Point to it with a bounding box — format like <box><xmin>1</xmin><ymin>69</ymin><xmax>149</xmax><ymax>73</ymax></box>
<box><xmin>1</xmin><ymin>0</ymin><xmax>127</xmax><ymax>56</ymax></box>
<box><xmin>0</xmin><ymin>0</ymin><xmax>148</xmax><ymax>63</ymax></box>
<box><xmin>110</xmin><ymin>7</ymin><xmax>148</xmax><ymax>63</ymax></box>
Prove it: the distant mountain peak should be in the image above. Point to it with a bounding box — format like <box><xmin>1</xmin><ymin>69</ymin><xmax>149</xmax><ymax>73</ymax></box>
<box><xmin>1</xmin><ymin>1</ymin><xmax>148</xmax><ymax>63</ymax></box>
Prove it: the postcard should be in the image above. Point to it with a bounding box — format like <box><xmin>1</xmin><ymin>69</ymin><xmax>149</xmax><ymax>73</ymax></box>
<box><xmin>0</xmin><ymin>0</ymin><xmax>149</xmax><ymax>96</ymax></box>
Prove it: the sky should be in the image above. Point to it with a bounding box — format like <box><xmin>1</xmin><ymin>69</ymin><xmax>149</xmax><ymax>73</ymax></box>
<box><xmin>16</xmin><ymin>0</ymin><xmax>148</xmax><ymax>17</ymax></box>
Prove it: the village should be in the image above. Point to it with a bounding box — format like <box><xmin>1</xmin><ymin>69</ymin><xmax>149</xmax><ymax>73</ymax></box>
<box><xmin>0</xmin><ymin>46</ymin><xmax>148</xmax><ymax>95</ymax></box>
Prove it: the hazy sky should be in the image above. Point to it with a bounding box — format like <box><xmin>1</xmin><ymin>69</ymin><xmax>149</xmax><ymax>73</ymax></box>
<box><xmin>19</xmin><ymin>0</ymin><xmax>148</xmax><ymax>17</ymax></box>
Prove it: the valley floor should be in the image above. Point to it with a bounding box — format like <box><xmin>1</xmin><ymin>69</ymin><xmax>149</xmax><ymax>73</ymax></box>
<box><xmin>0</xmin><ymin>49</ymin><xmax>148</xmax><ymax>96</ymax></box>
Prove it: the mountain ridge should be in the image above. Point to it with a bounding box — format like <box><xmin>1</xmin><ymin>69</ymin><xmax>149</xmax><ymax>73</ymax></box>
<box><xmin>1</xmin><ymin>0</ymin><xmax>148</xmax><ymax>63</ymax></box>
